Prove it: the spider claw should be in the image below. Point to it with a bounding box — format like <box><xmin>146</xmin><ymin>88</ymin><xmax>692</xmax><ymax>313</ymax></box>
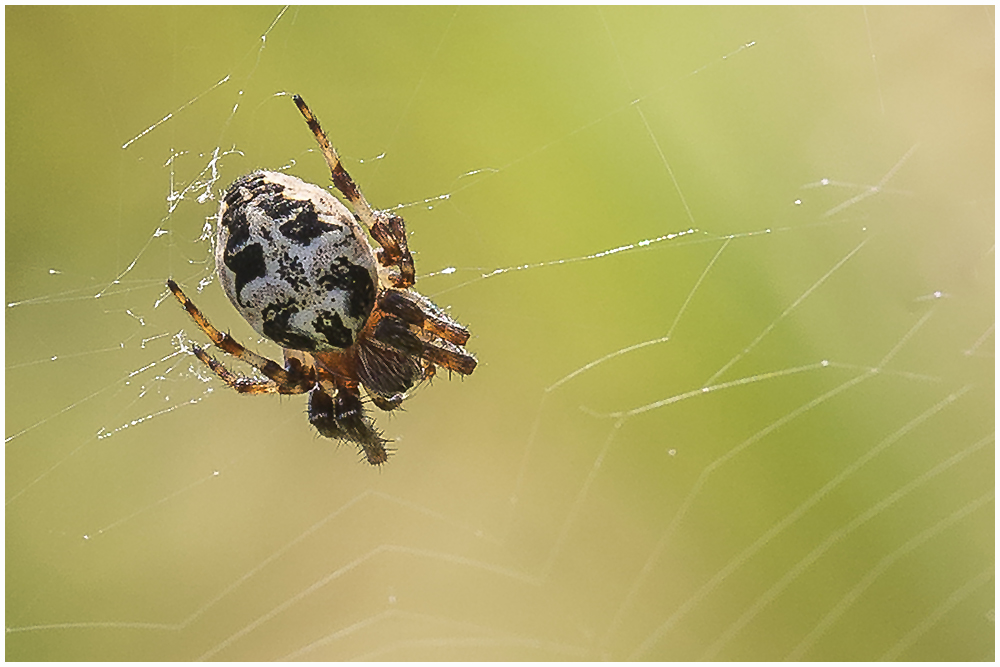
<box><xmin>370</xmin><ymin>392</ymin><xmax>405</xmax><ymax>412</ymax></box>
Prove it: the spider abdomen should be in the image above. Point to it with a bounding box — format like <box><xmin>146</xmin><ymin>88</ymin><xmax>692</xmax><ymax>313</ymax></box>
<box><xmin>215</xmin><ymin>170</ymin><xmax>378</xmax><ymax>352</ymax></box>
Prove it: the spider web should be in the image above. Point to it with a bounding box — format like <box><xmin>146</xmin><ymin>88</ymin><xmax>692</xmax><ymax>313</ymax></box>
<box><xmin>6</xmin><ymin>6</ymin><xmax>994</xmax><ymax>661</ymax></box>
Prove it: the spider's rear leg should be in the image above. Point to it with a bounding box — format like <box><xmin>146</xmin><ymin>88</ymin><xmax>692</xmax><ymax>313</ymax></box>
<box><xmin>191</xmin><ymin>345</ymin><xmax>281</xmax><ymax>394</ymax></box>
<box><xmin>370</xmin><ymin>213</ymin><xmax>415</xmax><ymax>288</ymax></box>
<box><xmin>168</xmin><ymin>280</ymin><xmax>314</xmax><ymax>394</ymax></box>
<box><xmin>291</xmin><ymin>95</ymin><xmax>415</xmax><ymax>289</ymax></box>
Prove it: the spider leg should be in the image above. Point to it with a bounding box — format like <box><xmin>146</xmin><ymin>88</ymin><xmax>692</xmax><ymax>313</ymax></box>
<box><xmin>190</xmin><ymin>344</ymin><xmax>281</xmax><ymax>395</ymax></box>
<box><xmin>372</xmin><ymin>316</ymin><xmax>477</xmax><ymax>376</ymax></box>
<box><xmin>354</xmin><ymin>331</ymin><xmax>422</xmax><ymax>398</ymax></box>
<box><xmin>378</xmin><ymin>289</ymin><xmax>471</xmax><ymax>345</ymax></box>
<box><xmin>309</xmin><ymin>381</ymin><xmax>389</xmax><ymax>465</ymax></box>
<box><xmin>369</xmin><ymin>392</ymin><xmax>405</xmax><ymax>412</ymax></box>
<box><xmin>292</xmin><ymin>94</ymin><xmax>415</xmax><ymax>288</ymax></box>
<box><xmin>372</xmin><ymin>289</ymin><xmax>477</xmax><ymax>375</ymax></box>
<box><xmin>308</xmin><ymin>385</ymin><xmax>347</xmax><ymax>438</ymax></box>
<box><xmin>417</xmin><ymin>337</ymin><xmax>478</xmax><ymax>376</ymax></box>
<box><xmin>369</xmin><ymin>212</ymin><xmax>414</xmax><ymax>288</ymax></box>
<box><xmin>167</xmin><ymin>280</ymin><xmax>313</xmax><ymax>394</ymax></box>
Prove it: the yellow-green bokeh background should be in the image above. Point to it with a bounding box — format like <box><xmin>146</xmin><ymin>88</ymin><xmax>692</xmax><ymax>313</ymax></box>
<box><xmin>6</xmin><ymin>6</ymin><xmax>994</xmax><ymax>660</ymax></box>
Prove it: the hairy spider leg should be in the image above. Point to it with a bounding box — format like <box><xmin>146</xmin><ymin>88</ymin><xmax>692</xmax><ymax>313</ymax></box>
<box><xmin>373</xmin><ymin>290</ymin><xmax>477</xmax><ymax>376</ymax></box>
<box><xmin>167</xmin><ymin>280</ymin><xmax>314</xmax><ymax>394</ymax></box>
<box><xmin>292</xmin><ymin>94</ymin><xmax>415</xmax><ymax>287</ymax></box>
<box><xmin>418</xmin><ymin>336</ymin><xmax>478</xmax><ymax>376</ymax></box>
<box><xmin>305</xmin><ymin>374</ymin><xmax>389</xmax><ymax>465</ymax></box>
<box><xmin>378</xmin><ymin>289</ymin><xmax>472</xmax><ymax>346</ymax></box>
<box><xmin>293</xmin><ymin>347</ymin><xmax>396</xmax><ymax>464</ymax></box>
<box><xmin>371</xmin><ymin>316</ymin><xmax>477</xmax><ymax>377</ymax></box>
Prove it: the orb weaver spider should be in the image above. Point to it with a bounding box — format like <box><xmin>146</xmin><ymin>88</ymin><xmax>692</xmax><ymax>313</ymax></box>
<box><xmin>168</xmin><ymin>95</ymin><xmax>476</xmax><ymax>464</ymax></box>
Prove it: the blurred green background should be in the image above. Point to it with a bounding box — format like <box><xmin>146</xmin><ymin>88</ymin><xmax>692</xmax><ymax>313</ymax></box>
<box><xmin>6</xmin><ymin>6</ymin><xmax>994</xmax><ymax>660</ymax></box>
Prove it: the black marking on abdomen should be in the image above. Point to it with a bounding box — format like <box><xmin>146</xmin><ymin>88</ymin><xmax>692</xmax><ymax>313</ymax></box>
<box><xmin>262</xmin><ymin>298</ymin><xmax>314</xmax><ymax>350</ymax></box>
<box><xmin>313</xmin><ymin>311</ymin><xmax>354</xmax><ymax>349</ymax></box>
<box><xmin>318</xmin><ymin>257</ymin><xmax>376</xmax><ymax>319</ymax></box>
<box><xmin>226</xmin><ymin>243</ymin><xmax>267</xmax><ymax>306</ymax></box>
<box><xmin>278</xmin><ymin>201</ymin><xmax>327</xmax><ymax>245</ymax></box>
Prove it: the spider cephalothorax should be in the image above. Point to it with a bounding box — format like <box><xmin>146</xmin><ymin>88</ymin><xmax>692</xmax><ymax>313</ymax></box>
<box><xmin>168</xmin><ymin>95</ymin><xmax>476</xmax><ymax>465</ymax></box>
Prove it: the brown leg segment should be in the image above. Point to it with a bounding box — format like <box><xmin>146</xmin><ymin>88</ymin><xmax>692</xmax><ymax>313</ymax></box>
<box><xmin>167</xmin><ymin>280</ymin><xmax>314</xmax><ymax>394</ymax></box>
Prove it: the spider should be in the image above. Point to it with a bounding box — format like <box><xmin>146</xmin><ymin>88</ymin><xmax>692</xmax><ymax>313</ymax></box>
<box><xmin>167</xmin><ymin>94</ymin><xmax>476</xmax><ymax>465</ymax></box>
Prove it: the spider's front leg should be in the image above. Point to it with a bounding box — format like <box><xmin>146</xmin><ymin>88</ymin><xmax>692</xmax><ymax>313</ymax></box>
<box><xmin>308</xmin><ymin>382</ymin><xmax>389</xmax><ymax>465</ymax></box>
<box><xmin>374</xmin><ymin>289</ymin><xmax>478</xmax><ymax>376</ymax></box>
<box><xmin>372</xmin><ymin>316</ymin><xmax>477</xmax><ymax>377</ymax></box>
<box><xmin>293</xmin><ymin>348</ymin><xmax>391</xmax><ymax>465</ymax></box>
<box><xmin>378</xmin><ymin>289</ymin><xmax>471</xmax><ymax>346</ymax></box>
